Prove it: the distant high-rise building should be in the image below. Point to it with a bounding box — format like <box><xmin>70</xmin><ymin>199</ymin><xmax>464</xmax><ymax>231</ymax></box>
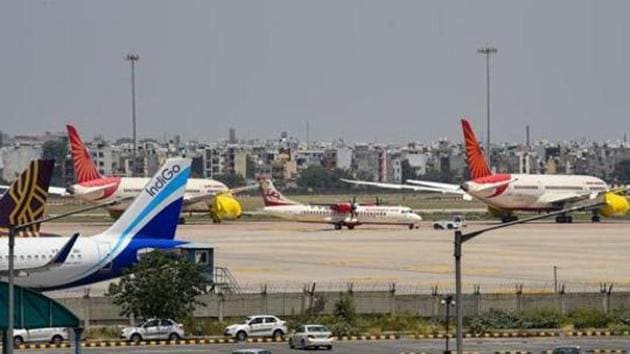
<box><xmin>229</xmin><ymin>128</ymin><xmax>236</xmax><ymax>144</ymax></box>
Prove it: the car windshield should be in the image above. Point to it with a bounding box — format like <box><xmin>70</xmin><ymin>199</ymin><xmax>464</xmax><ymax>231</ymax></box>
<box><xmin>243</xmin><ymin>317</ymin><xmax>252</xmax><ymax>324</ymax></box>
<box><xmin>308</xmin><ymin>325</ymin><xmax>329</xmax><ymax>332</ymax></box>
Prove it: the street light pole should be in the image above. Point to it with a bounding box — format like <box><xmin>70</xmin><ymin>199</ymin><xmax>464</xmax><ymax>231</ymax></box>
<box><xmin>6</xmin><ymin>225</ymin><xmax>15</xmax><ymax>354</ymax></box>
<box><xmin>453</xmin><ymin>200</ymin><xmax>601</xmax><ymax>354</ymax></box>
<box><xmin>477</xmin><ymin>45</ymin><xmax>497</xmax><ymax>168</ymax></box>
<box><xmin>126</xmin><ymin>53</ymin><xmax>140</xmax><ymax>177</ymax></box>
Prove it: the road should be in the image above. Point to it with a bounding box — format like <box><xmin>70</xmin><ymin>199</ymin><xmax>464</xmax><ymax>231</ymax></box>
<box><xmin>22</xmin><ymin>337</ymin><xmax>630</xmax><ymax>354</ymax></box>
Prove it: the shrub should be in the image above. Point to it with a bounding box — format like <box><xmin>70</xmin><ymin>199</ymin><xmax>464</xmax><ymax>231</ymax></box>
<box><xmin>568</xmin><ymin>308</ymin><xmax>609</xmax><ymax>329</ymax></box>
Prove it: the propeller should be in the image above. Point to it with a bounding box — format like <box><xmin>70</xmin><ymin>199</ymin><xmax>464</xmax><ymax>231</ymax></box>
<box><xmin>350</xmin><ymin>196</ymin><xmax>358</xmax><ymax>219</ymax></box>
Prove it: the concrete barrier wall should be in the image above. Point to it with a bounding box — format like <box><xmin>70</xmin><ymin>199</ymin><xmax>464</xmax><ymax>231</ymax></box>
<box><xmin>57</xmin><ymin>291</ymin><xmax>630</xmax><ymax>327</ymax></box>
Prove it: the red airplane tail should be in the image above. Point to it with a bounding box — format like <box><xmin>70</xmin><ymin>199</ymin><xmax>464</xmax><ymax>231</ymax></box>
<box><xmin>66</xmin><ymin>124</ymin><xmax>103</xmax><ymax>183</ymax></box>
<box><xmin>259</xmin><ymin>179</ymin><xmax>297</xmax><ymax>206</ymax></box>
<box><xmin>461</xmin><ymin>118</ymin><xmax>492</xmax><ymax>179</ymax></box>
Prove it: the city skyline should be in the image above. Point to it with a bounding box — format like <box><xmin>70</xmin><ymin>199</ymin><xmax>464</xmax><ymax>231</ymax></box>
<box><xmin>1</xmin><ymin>1</ymin><xmax>629</xmax><ymax>143</ymax></box>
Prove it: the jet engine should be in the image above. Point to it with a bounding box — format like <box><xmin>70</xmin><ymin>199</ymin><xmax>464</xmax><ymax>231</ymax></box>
<box><xmin>210</xmin><ymin>194</ymin><xmax>242</xmax><ymax>223</ymax></box>
<box><xmin>598</xmin><ymin>192</ymin><xmax>630</xmax><ymax>217</ymax></box>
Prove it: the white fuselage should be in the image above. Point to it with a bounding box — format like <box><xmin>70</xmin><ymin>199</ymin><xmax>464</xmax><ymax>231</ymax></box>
<box><xmin>71</xmin><ymin>178</ymin><xmax>229</xmax><ymax>212</ymax></box>
<box><xmin>464</xmin><ymin>174</ymin><xmax>609</xmax><ymax>211</ymax></box>
<box><xmin>0</xmin><ymin>236</ymin><xmax>103</xmax><ymax>289</ymax></box>
<box><xmin>262</xmin><ymin>204</ymin><xmax>422</xmax><ymax>226</ymax></box>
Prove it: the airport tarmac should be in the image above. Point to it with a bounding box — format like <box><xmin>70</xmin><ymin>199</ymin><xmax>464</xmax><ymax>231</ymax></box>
<box><xmin>42</xmin><ymin>219</ymin><xmax>630</xmax><ymax>294</ymax></box>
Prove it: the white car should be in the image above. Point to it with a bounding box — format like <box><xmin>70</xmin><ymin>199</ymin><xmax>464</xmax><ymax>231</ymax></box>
<box><xmin>433</xmin><ymin>215</ymin><xmax>466</xmax><ymax>230</ymax></box>
<box><xmin>224</xmin><ymin>315</ymin><xmax>287</xmax><ymax>341</ymax></box>
<box><xmin>120</xmin><ymin>319</ymin><xmax>184</xmax><ymax>343</ymax></box>
<box><xmin>13</xmin><ymin>327</ymin><xmax>69</xmax><ymax>346</ymax></box>
<box><xmin>288</xmin><ymin>324</ymin><xmax>333</xmax><ymax>350</ymax></box>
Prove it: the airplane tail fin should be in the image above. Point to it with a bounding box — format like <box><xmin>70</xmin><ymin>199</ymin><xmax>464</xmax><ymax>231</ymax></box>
<box><xmin>461</xmin><ymin>118</ymin><xmax>492</xmax><ymax>179</ymax></box>
<box><xmin>259</xmin><ymin>179</ymin><xmax>297</xmax><ymax>206</ymax></box>
<box><xmin>100</xmin><ymin>158</ymin><xmax>191</xmax><ymax>240</ymax></box>
<box><xmin>0</xmin><ymin>160</ymin><xmax>55</xmax><ymax>236</ymax></box>
<box><xmin>66</xmin><ymin>124</ymin><xmax>103</xmax><ymax>183</ymax></box>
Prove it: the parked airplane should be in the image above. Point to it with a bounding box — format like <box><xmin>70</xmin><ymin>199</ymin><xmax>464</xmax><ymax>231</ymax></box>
<box><xmin>343</xmin><ymin>118</ymin><xmax>627</xmax><ymax>223</ymax></box>
<box><xmin>0</xmin><ymin>158</ymin><xmax>198</xmax><ymax>290</ymax></box>
<box><xmin>0</xmin><ymin>160</ymin><xmax>55</xmax><ymax>236</ymax></box>
<box><xmin>259</xmin><ymin>179</ymin><xmax>422</xmax><ymax>229</ymax></box>
<box><xmin>62</xmin><ymin>125</ymin><xmax>253</xmax><ymax>222</ymax></box>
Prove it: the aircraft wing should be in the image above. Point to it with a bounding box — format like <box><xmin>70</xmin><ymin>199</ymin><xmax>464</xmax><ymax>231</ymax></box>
<box><xmin>340</xmin><ymin>179</ymin><xmax>447</xmax><ymax>193</ymax></box>
<box><xmin>183</xmin><ymin>184</ymin><xmax>258</xmax><ymax>206</ymax></box>
<box><xmin>228</xmin><ymin>184</ymin><xmax>259</xmax><ymax>195</ymax></box>
<box><xmin>406</xmin><ymin>180</ymin><xmax>464</xmax><ymax>193</ymax></box>
<box><xmin>0</xmin><ymin>233</ymin><xmax>79</xmax><ymax>275</ymax></box>
<box><xmin>341</xmin><ymin>179</ymin><xmax>473</xmax><ymax>200</ymax></box>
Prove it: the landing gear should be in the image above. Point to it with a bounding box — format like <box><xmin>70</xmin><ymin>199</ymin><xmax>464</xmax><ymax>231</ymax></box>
<box><xmin>178</xmin><ymin>217</ymin><xmax>186</xmax><ymax>225</ymax></box>
<box><xmin>591</xmin><ymin>211</ymin><xmax>601</xmax><ymax>223</ymax></box>
<box><xmin>555</xmin><ymin>214</ymin><xmax>573</xmax><ymax>223</ymax></box>
<box><xmin>408</xmin><ymin>224</ymin><xmax>415</xmax><ymax>230</ymax></box>
<box><xmin>346</xmin><ymin>224</ymin><xmax>355</xmax><ymax>230</ymax></box>
<box><xmin>334</xmin><ymin>223</ymin><xmax>342</xmax><ymax>230</ymax></box>
<box><xmin>501</xmin><ymin>215</ymin><xmax>518</xmax><ymax>223</ymax></box>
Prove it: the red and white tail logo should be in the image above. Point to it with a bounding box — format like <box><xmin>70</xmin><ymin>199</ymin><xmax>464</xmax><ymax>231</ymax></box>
<box><xmin>66</xmin><ymin>124</ymin><xmax>103</xmax><ymax>183</ymax></box>
<box><xmin>259</xmin><ymin>179</ymin><xmax>297</xmax><ymax>206</ymax></box>
<box><xmin>461</xmin><ymin>118</ymin><xmax>492</xmax><ymax>179</ymax></box>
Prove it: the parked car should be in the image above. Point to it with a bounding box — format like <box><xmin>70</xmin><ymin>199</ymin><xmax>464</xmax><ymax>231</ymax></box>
<box><xmin>288</xmin><ymin>324</ymin><xmax>333</xmax><ymax>350</ymax></box>
<box><xmin>224</xmin><ymin>315</ymin><xmax>287</xmax><ymax>341</ymax></box>
<box><xmin>232</xmin><ymin>349</ymin><xmax>273</xmax><ymax>354</ymax></box>
<box><xmin>433</xmin><ymin>214</ymin><xmax>466</xmax><ymax>230</ymax></box>
<box><xmin>13</xmin><ymin>327</ymin><xmax>69</xmax><ymax>346</ymax></box>
<box><xmin>552</xmin><ymin>346</ymin><xmax>583</xmax><ymax>354</ymax></box>
<box><xmin>120</xmin><ymin>319</ymin><xmax>184</xmax><ymax>343</ymax></box>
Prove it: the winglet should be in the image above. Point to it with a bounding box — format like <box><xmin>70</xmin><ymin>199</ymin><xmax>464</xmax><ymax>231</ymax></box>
<box><xmin>461</xmin><ymin>118</ymin><xmax>492</xmax><ymax>179</ymax></box>
<box><xmin>46</xmin><ymin>233</ymin><xmax>79</xmax><ymax>268</ymax></box>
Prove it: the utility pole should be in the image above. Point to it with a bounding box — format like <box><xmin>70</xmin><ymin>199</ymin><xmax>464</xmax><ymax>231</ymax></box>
<box><xmin>126</xmin><ymin>53</ymin><xmax>140</xmax><ymax>176</ymax></box>
<box><xmin>477</xmin><ymin>45</ymin><xmax>497</xmax><ymax>168</ymax></box>
<box><xmin>554</xmin><ymin>265</ymin><xmax>558</xmax><ymax>293</ymax></box>
<box><xmin>6</xmin><ymin>225</ymin><xmax>15</xmax><ymax>354</ymax></box>
<box><xmin>441</xmin><ymin>295</ymin><xmax>455</xmax><ymax>353</ymax></box>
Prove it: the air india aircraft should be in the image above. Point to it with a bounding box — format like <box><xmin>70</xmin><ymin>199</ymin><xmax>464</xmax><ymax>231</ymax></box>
<box><xmin>343</xmin><ymin>118</ymin><xmax>628</xmax><ymax>223</ymax></box>
<box><xmin>259</xmin><ymin>179</ymin><xmax>422</xmax><ymax>229</ymax></box>
<box><xmin>62</xmin><ymin>125</ymin><xmax>255</xmax><ymax>222</ymax></box>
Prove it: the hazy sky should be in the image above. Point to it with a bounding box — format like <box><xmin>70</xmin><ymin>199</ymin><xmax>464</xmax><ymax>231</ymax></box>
<box><xmin>1</xmin><ymin>0</ymin><xmax>629</xmax><ymax>144</ymax></box>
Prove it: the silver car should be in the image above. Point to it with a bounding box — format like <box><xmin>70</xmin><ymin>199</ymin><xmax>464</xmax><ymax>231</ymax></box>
<box><xmin>13</xmin><ymin>327</ymin><xmax>69</xmax><ymax>346</ymax></box>
<box><xmin>288</xmin><ymin>324</ymin><xmax>333</xmax><ymax>350</ymax></box>
<box><xmin>120</xmin><ymin>319</ymin><xmax>184</xmax><ymax>343</ymax></box>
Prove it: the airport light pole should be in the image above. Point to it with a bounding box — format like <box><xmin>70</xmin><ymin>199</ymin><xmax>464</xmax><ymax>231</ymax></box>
<box><xmin>5</xmin><ymin>199</ymin><xmax>125</xmax><ymax>354</ymax></box>
<box><xmin>453</xmin><ymin>201</ymin><xmax>601</xmax><ymax>354</ymax></box>
<box><xmin>477</xmin><ymin>45</ymin><xmax>497</xmax><ymax>168</ymax></box>
<box><xmin>126</xmin><ymin>53</ymin><xmax>140</xmax><ymax>177</ymax></box>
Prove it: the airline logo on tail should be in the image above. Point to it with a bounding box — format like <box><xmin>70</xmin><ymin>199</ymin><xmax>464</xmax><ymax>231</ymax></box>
<box><xmin>0</xmin><ymin>160</ymin><xmax>54</xmax><ymax>236</ymax></box>
<box><xmin>146</xmin><ymin>164</ymin><xmax>182</xmax><ymax>197</ymax></box>
<box><xmin>67</xmin><ymin>124</ymin><xmax>102</xmax><ymax>183</ymax></box>
<box><xmin>461</xmin><ymin>118</ymin><xmax>492</xmax><ymax>179</ymax></box>
<box><xmin>259</xmin><ymin>179</ymin><xmax>297</xmax><ymax>206</ymax></box>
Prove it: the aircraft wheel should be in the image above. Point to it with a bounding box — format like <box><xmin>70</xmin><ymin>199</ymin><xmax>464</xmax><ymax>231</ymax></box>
<box><xmin>408</xmin><ymin>224</ymin><xmax>414</xmax><ymax>230</ymax></box>
<box><xmin>347</xmin><ymin>224</ymin><xmax>355</xmax><ymax>230</ymax></box>
<box><xmin>334</xmin><ymin>223</ymin><xmax>342</xmax><ymax>230</ymax></box>
<box><xmin>591</xmin><ymin>215</ymin><xmax>601</xmax><ymax>223</ymax></box>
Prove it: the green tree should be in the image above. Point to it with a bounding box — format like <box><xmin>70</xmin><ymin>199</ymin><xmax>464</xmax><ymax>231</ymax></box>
<box><xmin>213</xmin><ymin>172</ymin><xmax>245</xmax><ymax>188</ymax></box>
<box><xmin>42</xmin><ymin>138</ymin><xmax>68</xmax><ymax>186</ymax></box>
<box><xmin>107</xmin><ymin>251</ymin><xmax>209</xmax><ymax>321</ymax></box>
<box><xmin>334</xmin><ymin>293</ymin><xmax>356</xmax><ymax>325</ymax></box>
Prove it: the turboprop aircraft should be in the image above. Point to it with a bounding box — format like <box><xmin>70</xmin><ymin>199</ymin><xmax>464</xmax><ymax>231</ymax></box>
<box><xmin>0</xmin><ymin>157</ymin><xmax>198</xmax><ymax>290</ymax></box>
<box><xmin>343</xmin><ymin>118</ymin><xmax>628</xmax><ymax>223</ymax></box>
<box><xmin>61</xmin><ymin>124</ymin><xmax>255</xmax><ymax>222</ymax></box>
<box><xmin>259</xmin><ymin>179</ymin><xmax>422</xmax><ymax>229</ymax></box>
